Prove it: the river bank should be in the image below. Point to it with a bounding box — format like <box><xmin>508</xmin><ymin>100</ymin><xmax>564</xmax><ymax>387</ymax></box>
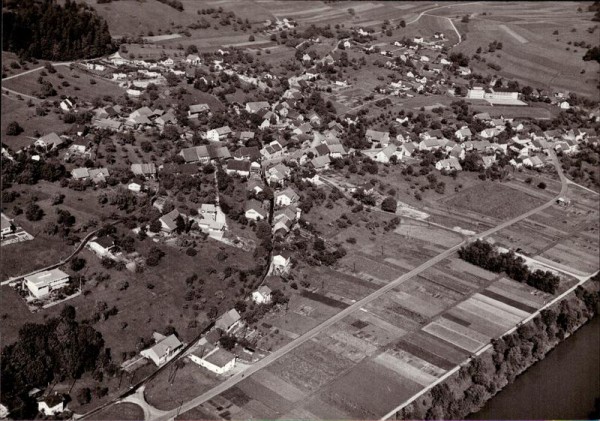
<box><xmin>397</xmin><ymin>281</ymin><xmax>599</xmax><ymax>420</ymax></box>
<box><xmin>470</xmin><ymin>315</ymin><xmax>599</xmax><ymax>419</ymax></box>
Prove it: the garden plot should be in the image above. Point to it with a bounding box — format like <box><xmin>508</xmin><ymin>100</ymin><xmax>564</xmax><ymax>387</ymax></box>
<box><xmin>394</xmin><ymin>222</ymin><xmax>463</xmax><ymax>248</ymax></box>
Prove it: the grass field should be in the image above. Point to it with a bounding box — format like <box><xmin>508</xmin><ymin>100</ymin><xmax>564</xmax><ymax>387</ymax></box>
<box><xmin>445</xmin><ymin>181</ymin><xmax>546</xmax><ymax>220</ymax></box>
<box><xmin>89</xmin><ymin>403</ymin><xmax>144</xmax><ymax>420</ymax></box>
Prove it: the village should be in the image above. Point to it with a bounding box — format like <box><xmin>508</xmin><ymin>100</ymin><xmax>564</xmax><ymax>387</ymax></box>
<box><xmin>1</xmin><ymin>1</ymin><xmax>599</xmax><ymax>420</ymax></box>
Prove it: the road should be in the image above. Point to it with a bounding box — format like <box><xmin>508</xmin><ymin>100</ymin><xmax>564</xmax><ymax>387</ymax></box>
<box><xmin>1</xmin><ymin>221</ymin><xmax>119</xmax><ymax>286</ymax></box>
<box><xmin>150</xmin><ymin>150</ymin><xmax>569</xmax><ymax>421</ymax></box>
<box><xmin>404</xmin><ymin>2</ymin><xmax>481</xmax><ymax>25</ymax></box>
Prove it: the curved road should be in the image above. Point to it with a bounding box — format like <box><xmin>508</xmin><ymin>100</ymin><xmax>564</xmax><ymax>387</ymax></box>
<box><xmin>151</xmin><ymin>151</ymin><xmax>569</xmax><ymax>421</ymax></box>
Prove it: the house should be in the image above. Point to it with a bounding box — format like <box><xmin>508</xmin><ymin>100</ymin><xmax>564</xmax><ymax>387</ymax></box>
<box><xmin>160</xmin><ymin>57</ymin><xmax>175</xmax><ymax>67</ymax></box>
<box><xmin>252</xmin><ymin>285</ymin><xmax>273</xmax><ymax>304</ymax></box>
<box><xmin>38</xmin><ymin>394</ymin><xmax>66</xmax><ymax>416</ymax></box>
<box><xmin>188</xmin><ymin>103</ymin><xmax>210</xmax><ymax>119</ymax></box>
<box><xmin>186</xmin><ymin>54</ymin><xmax>201</xmax><ymax>65</ymax></box>
<box><xmin>435</xmin><ymin>157</ymin><xmax>462</xmax><ymax>171</ymax></box>
<box><xmin>310</xmin><ymin>154</ymin><xmax>331</xmax><ymax>171</ymax></box>
<box><xmin>244</xmin><ymin>200</ymin><xmax>268</xmax><ymax>221</ymax></box>
<box><xmin>131</xmin><ymin>163</ymin><xmax>157</xmax><ymax>177</ymax></box>
<box><xmin>238</xmin><ymin>131</ymin><xmax>256</xmax><ymax>143</ymax></box>
<box><xmin>207</xmin><ymin>126</ymin><xmax>232</xmax><ymax>142</ymax></box>
<box><xmin>226</xmin><ymin>160</ymin><xmax>251</xmax><ymax>178</ymax></box>
<box><xmin>272</xmin><ymin>251</ymin><xmax>292</xmax><ymax>273</ymax></box>
<box><xmin>480</xmin><ymin>127</ymin><xmax>504</xmax><ymax>139</ymax></box>
<box><xmin>559</xmin><ymin>101</ymin><xmax>570</xmax><ymax>110</ymax></box>
<box><xmin>523</xmin><ymin>155</ymin><xmax>544</xmax><ymax>168</ymax></box>
<box><xmin>265</xmin><ymin>163</ymin><xmax>290</xmax><ymax>186</ymax></box>
<box><xmin>156</xmin><ymin>110</ymin><xmax>177</xmax><ymax>127</ymax></box>
<box><xmin>365</xmin><ymin>129</ymin><xmax>390</xmax><ymax>145</ymax></box>
<box><xmin>246</xmin><ymin>101</ymin><xmax>270</xmax><ymax>114</ymax></box>
<box><xmin>88</xmin><ymin>236</ymin><xmax>116</xmax><ymax>257</ymax></box>
<box><xmin>401</xmin><ymin>142</ymin><xmax>417</xmax><ymax>157</ymax></box>
<box><xmin>215</xmin><ymin>309</ymin><xmax>241</xmax><ymax>332</ymax></box>
<box><xmin>458</xmin><ymin>66</ymin><xmax>471</xmax><ymax>76</ymax></box>
<box><xmin>24</xmin><ymin>269</ymin><xmax>70</xmax><ymax>298</ymax></box>
<box><xmin>35</xmin><ymin>133</ymin><xmax>64</xmax><ymax>149</ymax></box>
<box><xmin>60</xmin><ymin>97</ymin><xmax>76</xmax><ymax>112</ymax></box>
<box><xmin>275</xmin><ymin>187</ymin><xmax>300</xmax><ymax>207</ymax></box>
<box><xmin>260</xmin><ymin>142</ymin><xmax>284</xmax><ymax>160</ymax></box>
<box><xmin>419</xmin><ymin>137</ymin><xmax>447</xmax><ymax>151</ymax></box>
<box><xmin>247</xmin><ymin>177</ymin><xmax>264</xmax><ymax>194</ymax></box>
<box><xmin>1</xmin><ymin>212</ymin><xmax>15</xmax><ymax>238</ymax></box>
<box><xmin>93</xmin><ymin>118</ymin><xmax>122</xmax><ymax>131</ymax></box>
<box><xmin>109</xmin><ymin>51</ymin><xmax>128</xmax><ymax>66</ymax></box>
<box><xmin>232</xmin><ymin>146</ymin><xmax>260</xmax><ymax>162</ymax></box>
<box><xmin>68</xmin><ymin>138</ymin><xmax>89</xmax><ymax>155</ymax></box>
<box><xmin>374</xmin><ymin>144</ymin><xmax>401</xmax><ymax>164</ymax></box>
<box><xmin>189</xmin><ymin>347</ymin><xmax>236</xmax><ymax>374</ymax></box>
<box><xmin>482</xmin><ymin>155</ymin><xmax>496</xmax><ymax>169</ymax></box>
<box><xmin>455</xmin><ymin>127</ymin><xmax>472</xmax><ymax>140</ymax></box>
<box><xmin>141</xmin><ymin>332</ymin><xmax>183</xmax><ymax>366</ymax></box>
<box><xmin>195</xmin><ymin>204</ymin><xmax>227</xmax><ymax>234</ymax></box>
<box><xmin>450</xmin><ymin>144</ymin><xmax>466</xmax><ymax>160</ymax></box>
<box><xmin>128</xmin><ymin>182</ymin><xmax>142</xmax><ymax>193</ymax></box>
<box><xmin>159</xmin><ymin>209</ymin><xmax>183</xmax><ymax>233</ymax></box>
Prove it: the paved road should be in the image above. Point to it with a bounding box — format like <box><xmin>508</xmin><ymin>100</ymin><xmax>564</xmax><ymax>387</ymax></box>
<box><xmin>152</xmin><ymin>150</ymin><xmax>569</xmax><ymax>421</ymax></box>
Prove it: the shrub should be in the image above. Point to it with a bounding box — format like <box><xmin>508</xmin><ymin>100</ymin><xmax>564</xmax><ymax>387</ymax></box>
<box><xmin>6</xmin><ymin>121</ymin><xmax>23</xmax><ymax>136</ymax></box>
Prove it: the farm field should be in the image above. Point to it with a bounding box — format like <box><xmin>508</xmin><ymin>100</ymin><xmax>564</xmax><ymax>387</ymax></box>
<box><xmin>434</xmin><ymin>2</ymin><xmax>600</xmax><ymax>97</ymax></box>
<box><xmin>201</xmin><ymin>257</ymin><xmax>552</xmax><ymax>419</ymax></box>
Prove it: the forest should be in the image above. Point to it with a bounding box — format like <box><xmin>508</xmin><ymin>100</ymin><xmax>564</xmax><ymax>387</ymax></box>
<box><xmin>1</xmin><ymin>306</ymin><xmax>111</xmax><ymax>419</ymax></box>
<box><xmin>458</xmin><ymin>240</ymin><xmax>560</xmax><ymax>294</ymax></box>
<box><xmin>2</xmin><ymin>0</ymin><xmax>116</xmax><ymax>61</ymax></box>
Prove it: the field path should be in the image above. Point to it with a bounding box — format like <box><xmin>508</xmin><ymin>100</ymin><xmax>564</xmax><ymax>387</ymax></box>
<box><xmin>145</xmin><ymin>151</ymin><xmax>570</xmax><ymax>421</ymax></box>
<box><xmin>404</xmin><ymin>2</ymin><xmax>481</xmax><ymax>26</ymax></box>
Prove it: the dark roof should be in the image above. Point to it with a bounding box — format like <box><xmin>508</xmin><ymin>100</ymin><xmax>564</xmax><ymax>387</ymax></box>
<box><xmin>227</xmin><ymin>160</ymin><xmax>251</xmax><ymax>172</ymax></box>
<box><xmin>315</xmin><ymin>144</ymin><xmax>330</xmax><ymax>156</ymax></box>
<box><xmin>94</xmin><ymin>235</ymin><xmax>115</xmax><ymax>249</ymax></box>
<box><xmin>232</xmin><ymin>146</ymin><xmax>260</xmax><ymax>161</ymax></box>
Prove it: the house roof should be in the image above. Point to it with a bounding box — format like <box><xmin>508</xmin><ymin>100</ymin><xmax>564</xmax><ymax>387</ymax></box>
<box><xmin>189</xmin><ymin>104</ymin><xmax>210</xmax><ymax>113</ymax></box>
<box><xmin>1</xmin><ymin>213</ymin><xmax>13</xmax><ymax>231</ymax></box>
<box><xmin>131</xmin><ymin>163</ymin><xmax>156</xmax><ymax>175</ymax></box>
<box><xmin>276</xmin><ymin>187</ymin><xmax>300</xmax><ymax>202</ymax></box>
<box><xmin>215</xmin><ymin>309</ymin><xmax>241</xmax><ymax>330</ymax></box>
<box><xmin>245</xmin><ymin>199</ymin><xmax>267</xmax><ymax>216</ymax></box>
<box><xmin>365</xmin><ymin>129</ymin><xmax>389</xmax><ymax>142</ymax></box>
<box><xmin>227</xmin><ymin>160</ymin><xmax>251</xmax><ymax>172</ymax></box>
<box><xmin>311</xmin><ymin>154</ymin><xmax>331</xmax><ymax>168</ymax></box>
<box><xmin>204</xmin><ymin>348</ymin><xmax>236</xmax><ymax>367</ymax></box>
<box><xmin>232</xmin><ymin>146</ymin><xmax>260</xmax><ymax>161</ymax></box>
<box><xmin>40</xmin><ymin>394</ymin><xmax>64</xmax><ymax>408</ymax></box>
<box><xmin>315</xmin><ymin>144</ymin><xmax>330</xmax><ymax>156</ymax></box>
<box><xmin>246</xmin><ymin>101</ymin><xmax>270</xmax><ymax>113</ymax></box>
<box><xmin>147</xmin><ymin>334</ymin><xmax>182</xmax><ymax>359</ymax></box>
<box><xmin>71</xmin><ymin>168</ymin><xmax>90</xmax><ymax>179</ymax></box>
<box><xmin>24</xmin><ymin>269</ymin><xmax>68</xmax><ymax>287</ymax></box>
<box><xmin>38</xmin><ymin>132</ymin><xmax>63</xmax><ymax>146</ymax></box>
<box><xmin>210</xmin><ymin>126</ymin><xmax>232</xmax><ymax>136</ymax></box>
<box><xmin>160</xmin><ymin>209</ymin><xmax>181</xmax><ymax>231</ymax></box>
<box><xmin>93</xmin><ymin>235</ymin><xmax>115</xmax><ymax>249</ymax></box>
<box><xmin>257</xmin><ymin>285</ymin><xmax>272</xmax><ymax>295</ymax></box>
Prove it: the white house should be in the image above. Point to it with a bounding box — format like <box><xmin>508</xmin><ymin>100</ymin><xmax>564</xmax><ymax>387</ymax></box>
<box><xmin>559</xmin><ymin>101</ymin><xmax>570</xmax><ymax>110</ymax></box>
<box><xmin>60</xmin><ymin>98</ymin><xmax>76</xmax><ymax>112</ymax></box>
<box><xmin>24</xmin><ymin>269</ymin><xmax>70</xmax><ymax>298</ymax></box>
<box><xmin>186</xmin><ymin>54</ymin><xmax>201</xmax><ymax>66</ymax></box>
<box><xmin>195</xmin><ymin>204</ymin><xmax>227</xmax><ymax>234</ymax></box>
<box><xmin>206</xmin><ymin>126</ymin><xmax>232</xmax><ymax>142</ymax></box>
<box><xmin>35</xmin><ymin>133</ymin><xmax>64</xmax><ymax>149</ymax></box>
<box><xmin>435</xmin><ymin>157</ymin><xmax>462</xmax><ymax>171</ymax></box>
<box><xmin>188</xmin><ymin>103</ymin><xmax>210</xmax><ymax>119</ymax></box>
<box><xmin>245</xmin><ymin>200</ymin><xmax>268</xmax><ymax>221</ymax></box>
<box><xmin>128</xmin><ymin>182</ymin><xmax>142</xmax><ymax>193</ymax></box>
<box><xmin>272</xmin><ymin>251</ymin><xmax>292</xmax><ymax>273</ymax></box>
<box><xmin>252</xmin><ymin>285</ymin><xmax>273</xmax><ymax>304</ymax></box>
<box><xmin>140</xmin><ymin>332</ymin><xmax>183</xmax><ymax>366</ymax></box>
<box><xmin>1</xmin><ymin>212</ymin><xmax>14</xmax><ymax>238</ymax></box>
<box><xmin>275</xmin><ymin>187</ymin><xmax>300</xmax><ymax>207</ymax></box>
<box><xmin>88</xmin><ymin>236</ymin><xmax>116</xmax><ymax>257</ymax></box>
<box><xmin>38</xmin><ymin>394</ymin><xmax>66</xmax><ymax>416</ymax></box>
<box><xmin>189</xmin><ymin>347</ymin><xmax>236</xmax><ymax>375</ymax></box>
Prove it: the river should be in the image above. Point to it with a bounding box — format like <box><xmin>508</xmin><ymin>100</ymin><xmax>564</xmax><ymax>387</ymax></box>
<box><xmin>470</xmin><ymin>316</ymin><xmax>599</xmax><ymax>419</ymax></box>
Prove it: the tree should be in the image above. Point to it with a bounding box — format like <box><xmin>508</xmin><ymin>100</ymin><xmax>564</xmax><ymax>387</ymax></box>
<box><xmin>6</xmin><ymin>121</ymin><xmax>23</xmax><ymax>136</ymax></box>
<box><xmin>399</xmin><ymin>20</ymin><xmax>406</xmax><ymax>28</ymax></box>
<box><xmin>381</xmin><ymin>196</ymin><xmax>397</xmax><ymax>213</ymax></box>
<box><xmin>219</xmin><ymin>334</ymin><xmax>237</xmax><ymax>350</ymax></box>
<box><xmin>25</xmin><ymin>203</ymin><xmax>44</xmax><ymax>221</ymax></box>
<box><xmin>70</xmin><ymin>257</ymin><xmax>86</xmax><ymax>272</ymax></box>
<box><xmin>76</xmin><ymin>387</ymin><xmax>92</xmax><ymax>405</ymax></box>
<box><xmin>149</xmin><ymin>219</ymin><xmax>162</xmax><ymax>233</ymax></box>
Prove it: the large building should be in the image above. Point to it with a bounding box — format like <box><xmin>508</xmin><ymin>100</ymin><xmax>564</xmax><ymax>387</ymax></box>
<box><xmin>24</xmin><ymin>269</ymin><xmax>70</xmax><ymax>298</ymax></box>
<box><xmin>189</xmin><ymin>347</ymin><xmax>236</xmax><ymax>374</ymax></box>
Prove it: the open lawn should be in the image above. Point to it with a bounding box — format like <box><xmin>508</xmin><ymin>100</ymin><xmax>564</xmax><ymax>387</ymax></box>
<box><xmin>89</xmin><ymin>403</ymin><xmax>144</xmax><ymax>420</ymax></box>
<box><xmin>444</xmin><ymin>181</ymin><xmax>546</xmax><ymax>220</ymax></box>
<box><xmin>0</xmin><ymin>234</ymin><xmax>69</xmax><ymax>281</ymax></box>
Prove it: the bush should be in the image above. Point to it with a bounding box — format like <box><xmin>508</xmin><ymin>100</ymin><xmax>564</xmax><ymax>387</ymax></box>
<box><xmin>6</xmin><ymin>121</ymin><xmax>24</xmax><ymax>136</ymax></box>
<box><xmin>25</xmin><ymin>203</ymin><xmax>44</xmax><ymax>221</ymax></box>
<box><xmin>381</xmin><ymin>196</ymin><xmax>397</xmax><ymax>213</ymax></box>
<box><xmin>537</xmin><ymin>182</ymin><xmax>547</xmax><ymax>189</ymax></box>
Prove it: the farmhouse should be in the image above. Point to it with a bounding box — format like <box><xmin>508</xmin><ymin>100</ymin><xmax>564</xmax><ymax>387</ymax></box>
<box><xmin>365</xmin><ymin>129</ymin><xmax>390</xmax><ymax>145</ymax></box>
<box><xmin>141</xmin><ymin>332</ymin><xmax>183</xmax><ymax>366</ymax></box>
<box><xmin>189</xmin><ymin>347</ymin><xmax>236</xmax><ymax>375</ymax></box>
<box><xmin>24</xmin><ymin>269</ymin><xmax>70</xmax><ymax>298</ymax></box>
